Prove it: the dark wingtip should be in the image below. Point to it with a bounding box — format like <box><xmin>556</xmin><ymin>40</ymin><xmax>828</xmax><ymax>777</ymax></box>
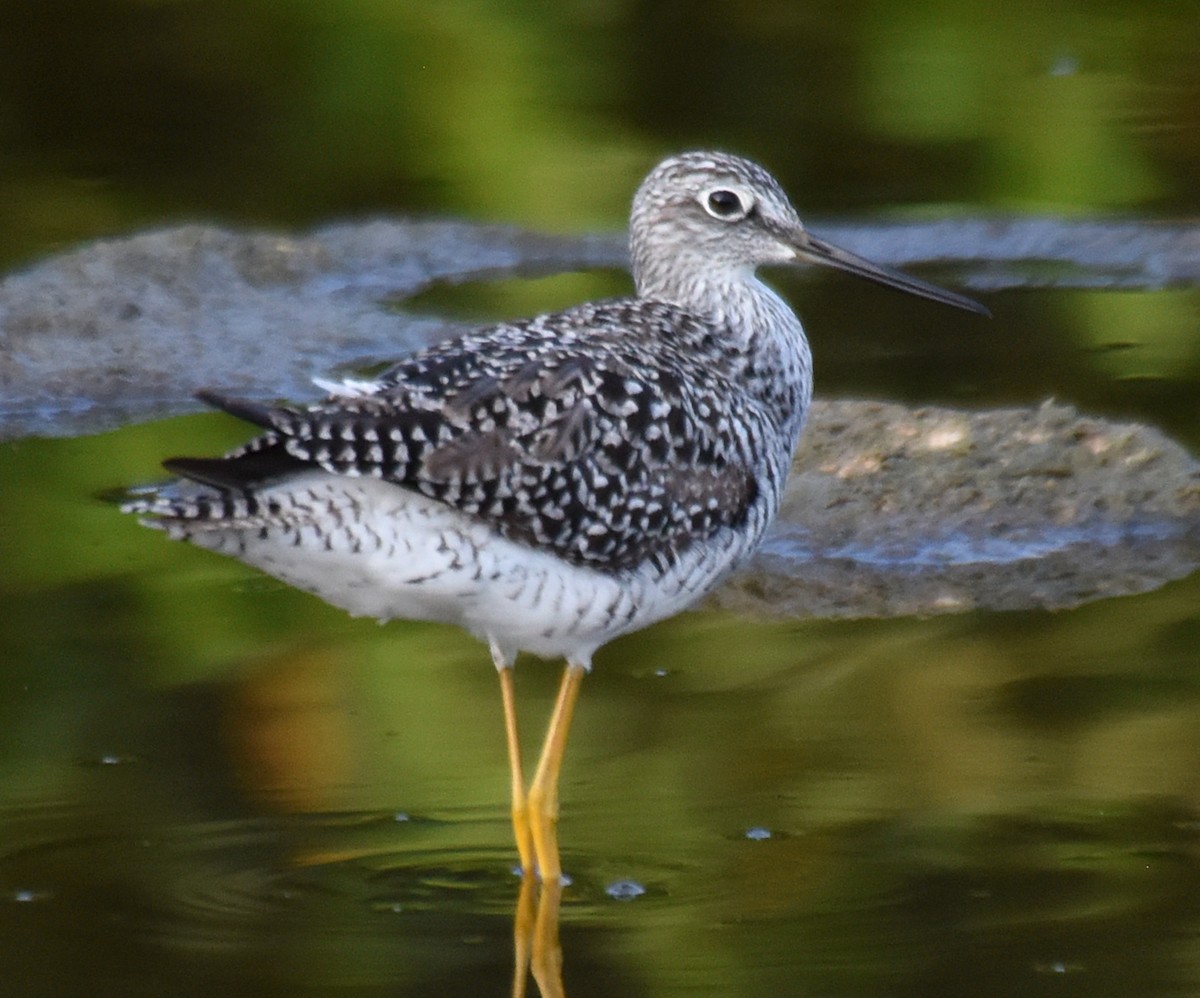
<box><xmin>163</xmin><ymin>450</ymin><xmax>304</xmax><ymax>491</ymax></box>
<box><xmin>194</xmin><ymin>389</ymin><xmax>277</xmax><ymax>428</ymax></box>
<box><xmin>162</xmin><ymin>456</ymin><xmax>221</xmax><ymax>482</ymax></box>
<box><xmin>162</xmin><ymin>455</ymin><xmax>255</xmax><ymax>491</ymax></box>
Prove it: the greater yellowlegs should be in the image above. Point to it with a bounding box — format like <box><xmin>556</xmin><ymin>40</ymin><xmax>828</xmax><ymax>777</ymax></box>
<box><xmin>123</xmin><ymin>151</ymin><xmax>987</xmax><ymax>881</ymax></box>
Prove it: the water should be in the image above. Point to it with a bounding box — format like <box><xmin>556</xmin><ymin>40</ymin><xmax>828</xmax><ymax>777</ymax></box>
<box><xmin>4</xmin><ymin>420</ymin><xmax>1200</xmax><ymax>995</ymax></box>
<box><xmin>3</xmin><ymin>3</ymin><xmax>1200</xmax><ymax>996</ymax></box>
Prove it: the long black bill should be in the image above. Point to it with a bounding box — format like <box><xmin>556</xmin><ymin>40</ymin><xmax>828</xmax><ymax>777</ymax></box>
<box><xmin>793</xmin><ymin>230</ymin><xmax>990</xmax><ymax>318</ymax></box>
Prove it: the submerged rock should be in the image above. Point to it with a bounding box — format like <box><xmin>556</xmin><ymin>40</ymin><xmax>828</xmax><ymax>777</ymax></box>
<box><xmin>0</xmin><ymin>221</ymin><xmax>623</xmax><ymax>440</ymax></box>
<box><xmin>718</xmin><ymin>399</ymin><xmax>1200</xmax><ymax>617</ymax></box>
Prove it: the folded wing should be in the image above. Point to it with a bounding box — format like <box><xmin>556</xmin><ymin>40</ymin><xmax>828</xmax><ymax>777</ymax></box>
<box><xmin>163</xmin><ymin>302</ymin><xmax>767</xmax><ymax>574</ymax></box>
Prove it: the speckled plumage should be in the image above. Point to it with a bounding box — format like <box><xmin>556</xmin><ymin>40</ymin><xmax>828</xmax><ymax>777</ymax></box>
<box><xmin>123</xmin><ymin>151</ymin><xmax>983</xmax><ymax>667</ymax></box>
<box><xmin>190</xmin><ymin>298</ymin><xmax>784</xmax><ymax>573</ymax></box>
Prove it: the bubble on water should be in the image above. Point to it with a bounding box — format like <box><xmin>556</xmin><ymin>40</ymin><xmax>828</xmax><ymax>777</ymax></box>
<box><xmin>1049</xmin><ymin>54</ymin><xmax>1079</xmax><ymax>77</ymax></box>
<box><xmin>605</xmin><ymin>879</ymin><xmax>646</xmax><ymax>901</ymax></box>
<box><xmin>744</xmin><ymin>826</ymin><xmax>772</xmax><ymax>841</ymax></box>
<box><xmin>82</xmin><ymin>753</ymin><xmax>138</xmax><ymax>767</ymax></box>
<box><xmin>1035</xmin><ymin>959</ymin><xmax>1082</xmax><ymax>975</ymax></box>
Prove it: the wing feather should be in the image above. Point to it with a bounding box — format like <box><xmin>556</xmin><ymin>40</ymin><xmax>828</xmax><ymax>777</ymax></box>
<box><xmin>174</xmin><ymin>300</ymin><xmax>768</xmax><ymax>573</ymax></box>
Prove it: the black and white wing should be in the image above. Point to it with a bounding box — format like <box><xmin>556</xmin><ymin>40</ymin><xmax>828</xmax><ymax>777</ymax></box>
<box><xmin>141</xmin><ymin>300</ymin><xmax>770</xmax><ymax>574</ymax></box>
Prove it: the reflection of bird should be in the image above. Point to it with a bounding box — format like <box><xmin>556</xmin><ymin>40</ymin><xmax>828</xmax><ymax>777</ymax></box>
<box><xmin>123</xmin><ymin>151</ymin><xmax>987</xmax><ymax>882</ymax></box>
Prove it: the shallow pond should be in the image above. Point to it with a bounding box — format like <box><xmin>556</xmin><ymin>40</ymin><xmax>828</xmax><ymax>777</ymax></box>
<box><xmin>4</xmin><ymin>424</ymin><xmax>1200</xmax><ymax>997</ymax></box>
<box><xmin>2</xmin><ymin>4</ymin><xmax>1200</xmax><ymax>997</ymax></box>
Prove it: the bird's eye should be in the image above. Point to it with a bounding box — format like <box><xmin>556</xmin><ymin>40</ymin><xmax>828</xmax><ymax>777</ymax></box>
<box><xmin>704</xmin><ymin>189</ymin><xmax>749</xmax><ymax>220</ymax></box>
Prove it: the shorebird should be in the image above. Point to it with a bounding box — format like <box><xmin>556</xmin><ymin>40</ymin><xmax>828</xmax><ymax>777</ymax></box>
<box><xmin>123</xmin><ymin>151</ymin><xmax>987</xmax><ymax>882</ymax></box>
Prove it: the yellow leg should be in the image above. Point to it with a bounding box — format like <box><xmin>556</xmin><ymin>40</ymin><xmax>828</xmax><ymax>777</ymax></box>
<box><xmin>512</xmin><ymin>874</ymin><xmax>566</xmax><ymax>998</ymax></box>
<box><xmin>494</xmin><ymin>645</ymin><xmax>535</xmax><ymax>877</ymax></box>
<box><xmin>530</xmin><ymin>877</ymin><xmax>565</xmax><ymax>998</ymax></box>
<box><xmin>527</xmin><ymin>661</ymin><xmax>588</xmax><ymax>883</ymax></box>
<box><xmin>511</xmin><ymin>874</ymin><xmax>535</xmax><ymax>998</ymax></box>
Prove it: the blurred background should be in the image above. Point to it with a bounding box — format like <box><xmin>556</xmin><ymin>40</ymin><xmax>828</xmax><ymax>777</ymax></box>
<box><xmin>2</xmin><ymin>2</ymin><xmax>1199</xmax><ymax>996</ymax></box>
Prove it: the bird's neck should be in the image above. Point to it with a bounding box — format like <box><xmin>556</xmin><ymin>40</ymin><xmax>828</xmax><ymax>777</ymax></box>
<box><xmin>638</xmin><ymin>270</ymin><xmax>814</xmax><ymax>443</ymax></box>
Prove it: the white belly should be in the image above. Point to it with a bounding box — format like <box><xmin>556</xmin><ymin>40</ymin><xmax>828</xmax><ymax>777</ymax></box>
<box><xmin>165</xmin><ymin>472</ymin><xmax>738</xmax><ymax>662</ymax></box>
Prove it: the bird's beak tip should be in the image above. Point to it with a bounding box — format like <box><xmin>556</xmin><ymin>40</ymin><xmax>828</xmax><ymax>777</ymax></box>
<box><xmin>792</xmin><ymin>231</ymin><xmax>991</xmax><ymax>319</ymax></box>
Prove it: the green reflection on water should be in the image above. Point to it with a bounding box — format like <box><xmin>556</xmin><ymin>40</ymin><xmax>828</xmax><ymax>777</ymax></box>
<box><xmin>2</xmin><ymin>0</ymin><xmax>1199</xmax><ymax>268</ymax></box>
<box><xmin>2</xmin><ymin>418</ymin><xmax>1200</xmax><ymax>995</ymax></box>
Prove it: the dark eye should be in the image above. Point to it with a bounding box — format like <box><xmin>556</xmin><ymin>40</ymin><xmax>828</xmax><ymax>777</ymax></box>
<box><xmin>705</xmin><ymin>189</ymin><xmax>747</xmax><ymax>219</ymax></box>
